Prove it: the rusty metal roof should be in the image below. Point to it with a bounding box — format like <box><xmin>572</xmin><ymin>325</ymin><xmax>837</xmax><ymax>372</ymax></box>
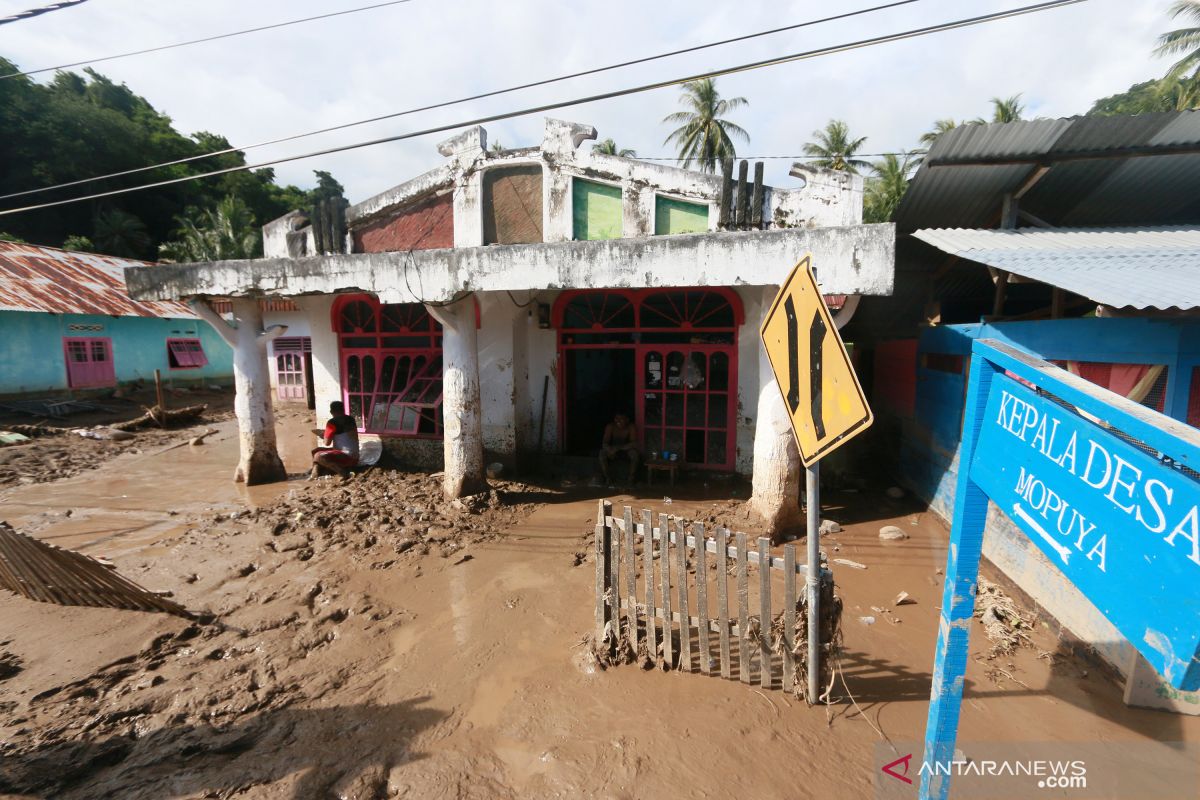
<box><xmin>0</xmin><ymin>242</ymin><xmax>195</xmax><ymax>318</ymax></box>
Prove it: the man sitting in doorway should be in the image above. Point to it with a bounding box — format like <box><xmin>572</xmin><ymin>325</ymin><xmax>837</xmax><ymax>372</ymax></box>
<box><xmin>310</xmin><ymin>400</ymin><xmax>360</xmax><ymax>479</ymax></box>
<box><xmin>599</xmin><ymin>412</ymin><xmax>640</xmax><ymax>487</ymax></box>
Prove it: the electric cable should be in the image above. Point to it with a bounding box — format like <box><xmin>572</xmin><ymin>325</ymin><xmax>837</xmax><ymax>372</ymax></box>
<box><xmin>0</xmin><ymin>0</ymin><xmax>89</xmax><ymax>27</ymax></box>
<box><xmin>0</xmin><ymin>0</ymin><xmax>925</xmax><ymax>201</ymax></box>
<box><xmin>0</xmin><ymin>0</ymin><xmax>1091</xmax><ymax>219</ymax></box>
<box><xmin>0</xmin><ymin>0</ymin><xmax>416</xmax><ymax>79</ymax></box>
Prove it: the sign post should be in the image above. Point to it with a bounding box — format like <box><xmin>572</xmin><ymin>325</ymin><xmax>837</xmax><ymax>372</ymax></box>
<box><xmin>921</xmin><ymin>339</ymin><xmax>1200</xmax><ymax>800</ymax></box>
<box><xmin>761</xmin><ymin>255</ymin><xmax>873</xmax><ymax>703</ymax></box>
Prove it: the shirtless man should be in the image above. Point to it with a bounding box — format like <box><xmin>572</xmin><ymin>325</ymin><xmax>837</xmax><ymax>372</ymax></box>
<box><xmin>310</xmin><ymin>401</ymin><xmax>360</xmax><ymax>479</ymax></box>
<box><xmin>599</xmin><ymin>412</ymin><xmax>640</xmax><ymax>486</ymax></box>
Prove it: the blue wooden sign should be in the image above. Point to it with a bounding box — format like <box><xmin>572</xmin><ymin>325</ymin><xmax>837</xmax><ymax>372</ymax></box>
<box><xmin>921</xmin><ymin>339</ymin><xmax>1200</xmax><ymax>800</ymax></box>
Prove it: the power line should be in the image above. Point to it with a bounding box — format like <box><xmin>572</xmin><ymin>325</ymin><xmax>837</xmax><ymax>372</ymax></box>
<box><xmin>0</xmin><ymin>0</ymin><xmax>89</xmax><ymax>27</ymax></box>
<box><xmin>0</xmin><ymin>0</ymin><xmax>416</xmax><ymax>79</ymax></box>
<box><xmin>0</xmin><ymin>0</ymin><xmax>1092</xmax><ymax>219</ymax></box>
<box><xmin>0</xmin><ymin>0</ymin><xmax>926</xmax><ymax>201</ymax></box>
<box><xmin>638</xmin><ymin>153</ymin><xmax>919</xmax><ymax>160</ymax></box>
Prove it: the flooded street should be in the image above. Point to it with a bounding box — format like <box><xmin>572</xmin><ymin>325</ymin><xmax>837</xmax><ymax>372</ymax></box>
<box><xmin>1</xmin><ymin>411</ymin><xmax>1197</xmax><ymax>799</ymax></box>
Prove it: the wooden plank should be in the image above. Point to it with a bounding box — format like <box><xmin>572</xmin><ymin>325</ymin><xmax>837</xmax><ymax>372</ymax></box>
<box><xmin>642</xmin><ymin>508</ymin><xmax>656</xmax><ymax>662</ymax></box>
<box><xmin>594</xmin><ymin>499</ymin><xmax>608</xmax><ymax>643</ymax></box>
<box><xmin>659</xmin><ymin>512</ymin><xmax>673</xmax><ymax>668</ymax></box>
<box><xmin>758</xmin><ymin>536</ymin><xmax>773</xmax><ymax>690</ymax></box>
<box><xmin>609</xmin><ymin>501</ymin><xmax>621</xmax><ymax>648</ymax></box>
<box><xmin>602</xmin><ymin>517</ymin><xmax>814</xmax><ymax>575</ymax></box>
<box><xmin>735</xmin><ymin>160</ymin><xmax>749</xmax><ymax>228</ymax></box>
<box><xmin>694</xmin><ymin>522</ymin><xmax>711</xmax><ymax>675</ymax></box>
<box><xmin>783</xmin><ymin>544</ymin><xmax>797</xmax><ymax>693</ymax></box>
<box><xmin>623</xmin><ymin>505</ymin><xmax>638</xmax><ymax>656</ymax></box>
<box><xmin>736</xmin><ymin>532</ymin><xmax>750</xmax><ymax>683</ymax></box>
<box><xmin>676</xmin><ymin>517</ymin><xmax>692</xmax><ymax>672</ymax></box>
<box><xmin>716</xmin><ymin>527</ymin><xmax>731</xmax><ymax>679</ymax></box>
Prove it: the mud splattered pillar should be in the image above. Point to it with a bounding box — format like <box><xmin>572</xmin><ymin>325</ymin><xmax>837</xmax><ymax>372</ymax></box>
<box><xmin>192</xmin><ymin>297</ymin><xmax>288</xmax><ymax>485</ymax></box>
<box><xmin>427</xmin><ymin>296</ymin><xmax>487</xmax><ymax>498</ymax></box>
<box><xmin>750</xmin><ymin>289</ymin><xmax>802</xmax><ymax>538</ymax></box>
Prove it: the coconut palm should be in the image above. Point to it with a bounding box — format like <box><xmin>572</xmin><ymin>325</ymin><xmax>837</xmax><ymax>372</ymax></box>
<box><xmin>92</xmin><ymin>209</ymin><xmax>151</xmax><ymax>258</ymax></box>
<box><xmin>972</xmin><ymin>95</ymin><xmax>1025</xmax><ymax>124</ymax></box>
<box><xmin>592</xmin><ymin>138</ymin><xmax>637</xmax><ymax>158</ymax></box>
<box><xmin>1156</xmin><ymin>1</ymin><xmax>1200</xmax><ymax>78</ymax></box>
<box><xmin>802</xmin><ymin>120</ymin><xmax>869</xmax><ymax>173</ymax></box>
<box><xmin>159</xmin><ymin>195</ymin><xmax>260</xmax><ymax>263</ymax></box>
<box><xmin>863</xmin><ymin>153</ymin><xmax>915</xmax><ymax>223</ymax></box>
<box><xmin>662</xmin><ymin>78</ymin><xmax>749</xmax><ymax>173</ymax></box>
<box><xmin>919</xmin><ymin>118</ymin><xmax>959</xmax><ymax>148</ymax></box>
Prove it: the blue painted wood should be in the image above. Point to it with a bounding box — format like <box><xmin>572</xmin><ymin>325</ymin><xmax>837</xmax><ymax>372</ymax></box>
<box><xmin>919</xmin><ymin>349</ymin><xmax>998</xmax><ymax>800</ymax></box>
<box><xmin>920</xmin><ymin>338</ymin><xmax>1200</xmax><ymax>800</ymax></box>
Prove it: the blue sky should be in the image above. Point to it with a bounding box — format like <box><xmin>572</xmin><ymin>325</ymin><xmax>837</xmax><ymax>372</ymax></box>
<box><xmin>0</xmin><ymin>0</ymin><xmax>1175</xmax><ymax>203</ymax></box>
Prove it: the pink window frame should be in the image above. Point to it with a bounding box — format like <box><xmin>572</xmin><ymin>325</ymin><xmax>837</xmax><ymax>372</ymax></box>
<box><xmin>166</xmin><ymin>337</ymin><xmax>208</xmax><ymax>369</ymax></box>
<box><xmin>62</xmin><ymin>336</ymin><xmax>116</xmax><ymax>389</ymax></box>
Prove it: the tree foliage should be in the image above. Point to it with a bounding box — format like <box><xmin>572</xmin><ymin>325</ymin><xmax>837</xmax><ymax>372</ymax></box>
<box><xmin>863</xmin><ymin>153</ymin><xmax>915</xmax><ymax>223</ymax></box>
<box><xmin>662</xmin><ymin>78</ymin><xmax>749</xmax><ymax>173</ymax></box>
<box><xmin>802</xmin><ymin>120</ymin><xmax>869</xmax><ymax>174</ymax></box>
<box><xmin>1155</xmin><ymin>0</ymin><xmax>1200</xmax><ymax>78</ymax></box>
<box><xmin>0</xmin><ymin>57</ymin><xmax>340</xmax><ymax>260</ymax></box>
<box><xmin>159</xmin><ymin>195</ymin><xmax>261</xmax><ymax>262</ymax></box>
<box><xmin>592</xmin><ymin>138</ymin><xmax>637</xmax><ymax>157</ymax></box>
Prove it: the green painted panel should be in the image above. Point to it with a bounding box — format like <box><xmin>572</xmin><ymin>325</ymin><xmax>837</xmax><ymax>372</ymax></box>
<box><xmin>654</xmin><ymin>196</ymin><xmax>709</xmax><ymax>235</ymax></box>
<box><xmin>572</xmin><ymin>179</ymin><xmax>623</xmax><ymax>240</ymax></box>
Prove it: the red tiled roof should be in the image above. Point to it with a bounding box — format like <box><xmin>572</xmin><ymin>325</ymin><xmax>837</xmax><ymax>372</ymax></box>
<box><xmin>0</xmin><ymin>242</ymin><xmax>195</xmax><ymax>318</ymax></box>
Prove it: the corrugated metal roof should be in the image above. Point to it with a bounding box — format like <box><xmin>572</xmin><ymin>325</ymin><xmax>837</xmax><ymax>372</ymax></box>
<box><xmin>912</xmin><ymin>227</ymin><xmax>1200</xmax><ymax>311</ymax></box>
<box><xmin>0</xmin><ymin>242</ymin><xmax>195</xmax><ymax>318</ymax></box>
<box><xmin>895</xmin><ymin>111</ymin><xmax>1200</xmax><ymax>232</ymax></box>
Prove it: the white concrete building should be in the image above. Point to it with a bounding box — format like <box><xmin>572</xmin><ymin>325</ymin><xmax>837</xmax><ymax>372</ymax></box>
<box><xmin>126</xmin><ymin>118</ymin><xmax>894</xmax><ymax>524</ymax></box>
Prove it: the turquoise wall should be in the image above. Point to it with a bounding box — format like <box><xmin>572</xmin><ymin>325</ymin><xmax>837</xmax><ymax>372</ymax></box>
<box><xmin>0</xmin><ymin>310</ymin><xmax>234</xmax><ymax>395</ymax></box>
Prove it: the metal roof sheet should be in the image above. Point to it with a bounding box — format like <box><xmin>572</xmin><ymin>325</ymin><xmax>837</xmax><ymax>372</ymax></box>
<box><xmin>0</xmin><ymin>242</ymin><xmax>195</xmax><ymax>318</ymax></box>
<box><xmin>912</xmin><ymin>227</ymin><xmax>1200</xmax><ymax>311</ymax></box>
<box><xmin>895</xmin><ymin>111</ymin><xmax>1200</xmax><ymax>232</ymax></box>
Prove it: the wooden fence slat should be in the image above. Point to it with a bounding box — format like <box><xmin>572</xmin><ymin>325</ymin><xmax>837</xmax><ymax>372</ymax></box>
<box><xmin>694</xmin><ymin>522</ymin><xmax>711</xmax><ymax>675</ymax></box>
<box><xmin>659</xmin><ymin>512</ymin><xmax>673</xmax><ymax>668</ymax></box>
<box><xmin>716</xmin><ymin>527</ymin><xmax>731</xmax><ymax>679</ymax></box>
<box><xmin>783</xmin><ymin>544</ymin><xmax>797</xmax><ymax>693</ymax></box>
<box><xmin>623</xmin><ymin>506</ymin><xmax>638</xmax><ymax>655</ymax></box>
<box><xmin>602</xmin><ymin>516</ymin><xmax>812</xmax><ymax>575</ymax></box>
<box><xmin>609</xmin><ymin>503</ymin><xmax>621</xmax><ymax>648</ymax></box>
<box><xmin>642</xmin><ymin>508</ymin><xmax>656</xmax><ymax>662</ymax></box>
<box><xmin>676</xmin><ymin>517</ymin><xmax>692</xmax><ymax>672</ymax></box>
<box><xmin>594</xmin><ymin>500</ymin><xmax>609</xmax><ymax>644</ymax></box>
<box><xmin>758</xmin><ymin>536</ymin><xmax>772</xmax><ymax>690</ymax></box>
<box><xmin>736</xmin><ymin>532</ymin><xmax>750</xmax><ymax>684</ymax></box>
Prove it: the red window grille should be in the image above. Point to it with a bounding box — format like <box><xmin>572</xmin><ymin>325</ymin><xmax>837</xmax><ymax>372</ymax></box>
<box><xmin>332</xmin><ymin>294</ymin><xmax>443</xmax><ymax>437</ymax></box>
<box><xmin>553</xmin><ymin>288</ymin><xmax>742</xmax><ymax>470</ymax></box>
<box><xmin>167</xmin><ymin>338</ymin><xmax>209</xmax><ymax>369</ymax></box>
<box><xmin>62</xmin><ymin>337</ymin><xmax>116</xmax><ymax>388</ymax></box>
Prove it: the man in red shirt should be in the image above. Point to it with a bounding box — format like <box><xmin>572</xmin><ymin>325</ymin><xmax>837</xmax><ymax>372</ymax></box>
<box><xmin>310</xmin><ymin>401</ymin><xmax>360</xmax><ymax>479</ymax></box>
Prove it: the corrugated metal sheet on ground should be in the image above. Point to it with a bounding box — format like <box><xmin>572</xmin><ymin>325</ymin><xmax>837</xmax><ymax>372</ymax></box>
<box><xmin>913</xmin><ymin>227</ymin><xmax>1200</xmax><ymax>310</ymax></box>
<box><xmin>0</xmin><ymin>241</ymin><xmax>195</xmax><ymax>318</ymax></box>
<box><xmin>0</xmin><ymin>521</ymin><xmax>190</xmax><ymax>617</ymax></box>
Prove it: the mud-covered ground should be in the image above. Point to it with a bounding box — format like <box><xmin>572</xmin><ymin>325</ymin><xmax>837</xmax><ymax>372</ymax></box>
<box><xmin>0</xmin><ymin>416</ymin><xmax>1196</xmax><ymax>799</ymax></box>
<box><xmin>0</xmin><ymin>387</ymin><xmax>236</xmax><ymax>486</ymax></box>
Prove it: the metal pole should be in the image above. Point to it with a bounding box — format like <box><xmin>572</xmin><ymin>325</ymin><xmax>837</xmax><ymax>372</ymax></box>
<box><xmin>806</xmin><ymin>461</ymin><xmax>821</xmax><ymax>704</ymax></box>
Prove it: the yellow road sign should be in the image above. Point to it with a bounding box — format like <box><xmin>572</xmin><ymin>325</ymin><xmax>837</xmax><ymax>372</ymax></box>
<box><xmin>760</xmin><ymin>255</ymin><xmax>872</xmax><ymax>467</ymax></box>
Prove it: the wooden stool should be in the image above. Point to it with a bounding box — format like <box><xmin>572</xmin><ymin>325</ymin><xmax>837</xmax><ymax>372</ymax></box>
<box><xmin>646</xmin><ymin>461</ymin><xmax>678</xmax><ymax>486</ymax></box>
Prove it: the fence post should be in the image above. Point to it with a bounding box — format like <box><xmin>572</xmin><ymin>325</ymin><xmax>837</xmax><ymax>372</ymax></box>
<box><xmin>595</xmin><ymin>499</ymin><xmax>612</xmax><ymax>646</ymax></box>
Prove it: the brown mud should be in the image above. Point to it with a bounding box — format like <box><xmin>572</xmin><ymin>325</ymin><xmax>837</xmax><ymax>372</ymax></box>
<box><xmin>0</xmin><ymin>413</ymin><xmax>1197</xmax><ymax>799</ymax></box>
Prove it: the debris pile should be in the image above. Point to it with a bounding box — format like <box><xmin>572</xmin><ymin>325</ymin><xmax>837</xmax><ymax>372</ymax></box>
<box><xmin>975</xmin><ymin>578</ymin><xmax>1035</xmax><ymax>659</ymax></box>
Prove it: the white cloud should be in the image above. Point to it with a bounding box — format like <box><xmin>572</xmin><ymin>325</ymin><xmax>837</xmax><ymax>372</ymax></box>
<box><xmin>0</xmin><ymin>0</ymin><xmax>1176</xmax><ymax>203</ymax></box>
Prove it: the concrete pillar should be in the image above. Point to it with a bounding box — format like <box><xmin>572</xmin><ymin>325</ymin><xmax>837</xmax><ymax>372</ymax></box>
<box><xmin>749</xmin><ymin>289</ymin><xmax>803</xmax><ymax>538</ymax></box>
<box><xmin>427</xmin><ymin>296</ymin><xmax>487</xmax><ymax>498</ymax></box>
<box><xmin>192</xmin><ymin>298</ymin><xmax>288</xmax><ymax>485</ymax></box>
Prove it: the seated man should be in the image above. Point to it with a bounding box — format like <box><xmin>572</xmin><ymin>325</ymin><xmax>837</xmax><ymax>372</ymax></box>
<box><xmin>599</xmin><ymin>412</ymin><xmax>640</xmax><ymax>486</ymax></box>
<box><xmin>310</xmin><ymin>400</ymin><xmax>360</xmax><ymax>479</ymax></box>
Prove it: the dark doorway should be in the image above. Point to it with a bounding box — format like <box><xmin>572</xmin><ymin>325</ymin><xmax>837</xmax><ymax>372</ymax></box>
<box><xmin>303</xmin><ymin>351</ymin><xmax>316</xmax><ymax>410</ymax></box>
<box><xmin>565</xmin><ymin>349</ymin><xmax>635</xmax><ymax>456</ymax></box>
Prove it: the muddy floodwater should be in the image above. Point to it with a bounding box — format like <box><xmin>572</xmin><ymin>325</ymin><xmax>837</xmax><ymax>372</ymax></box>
<box><xmin>1</xmin><ymin>412</ymin><xmax>1197</xmax><ymax>799</ymax></box>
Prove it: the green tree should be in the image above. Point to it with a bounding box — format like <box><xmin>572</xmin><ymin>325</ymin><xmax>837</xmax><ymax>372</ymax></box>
<box><xmin>662</xmin><ymin>78</ymin><xmax>749</xmax><ymax>173</ymax></box>
<box><xmin>1089</xmin><ymin>75</ymin><xmax>1200</xmax><ymax>115</ymax></box>
<box><xmin>61</xmin><ymin>235</ymin><xmax>94</xmax><ymax>251</ymax></box>
<box><xmin>802</xmin><ymin>120</ymin><xmax>869</xmax><ymax>173</ymax></box>
<box><xmin>592</xmin><ymin>138</ymin><xmax>637</xmax><ymax>157</ymax></box>
<box><xmin>1156</xmin><ymin>1</ymin><xmax>1200</xmax><ymax>78</ymax></box>
<box><xmin>972</xmin><ymin>94</ymin><xmax>1025</xmax><ymax>124</ymax></box>
<box><xmin>159</xmin><ymin>195</ymin><xmax>261</xmax><ymax>263</ymax></box>
<box><xmin>919</xmin><ymin>118</ymin><xmax>959</xmax><ymax>148</ymax></box>
<box><xmin>863</xmin><ymin>153</ymin><xmax>915</xmax><ymax>223</ymax></box>
<box><xmin>93</xmin><ymin>209</ymin><xmax>151</xmax><ymax>258</ymax></box>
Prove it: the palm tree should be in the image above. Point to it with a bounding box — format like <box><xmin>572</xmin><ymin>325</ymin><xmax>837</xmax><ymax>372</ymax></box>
<box><xmin>802</xmin><ymin>120</ymin><xmax>869</xmax><ymax>174</ymax></box>
<box><xmin>1156</xmin><ymin>1</ymin><xmax>1200</xmax><ymax>78</ymax></box>
<box><xmin>159</xmin><ymin>196</ymin><xmax>260</xmax><ymax>263</ymax></box>
<box><xmin>863</xmin><ymin>153</ymin><xmax>915</xmax><ymax>223</ymax></box>
<box><xmin>919</xmin><ymin>118</ymin><xmax>958</xmax><ymax>148</ymax></box>
<box><xmin>92</xmin><ymin>209</ymin><xmax>151</xmax><ymax>258</ymax></box>
<box><xmin>972</xmin><ymin>94</ymin><xmax>1025</xmax><ymax>125</ymax></box>
<box><xmin>662</xmin><ymin>78</ymin><xmax>749</xmax><ymax>173</ymax></box>
<box><xmin>592</xmin><ymin>138</ymin><xmax>637</xmax><ymax>158</ymax></box>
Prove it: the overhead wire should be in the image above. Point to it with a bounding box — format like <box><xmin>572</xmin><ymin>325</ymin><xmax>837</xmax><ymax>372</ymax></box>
<box><xmin>0</xmin><ymin>0</ymin><xmax>416</xmax><ymax>79</ymax></box>
<box><xmin>0</xmin><ymin>0</ymin><xmax>90</xmax><ymax>27</ymax></box>
<box><xmin>0</xmin><ymin>0</ymin><xmax>926</xmax><ymax>201</ymax></box>
<box><xmin>0</xmin><ymin>0</ymin><xmax>1092</xmax><ymax>219</ymax></box>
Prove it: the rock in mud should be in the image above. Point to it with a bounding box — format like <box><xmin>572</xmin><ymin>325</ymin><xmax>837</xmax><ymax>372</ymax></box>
<box><xmin>879</xmin><ymin>526</ymin><xmax>908</xmax><ymax>540</ymax></box>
